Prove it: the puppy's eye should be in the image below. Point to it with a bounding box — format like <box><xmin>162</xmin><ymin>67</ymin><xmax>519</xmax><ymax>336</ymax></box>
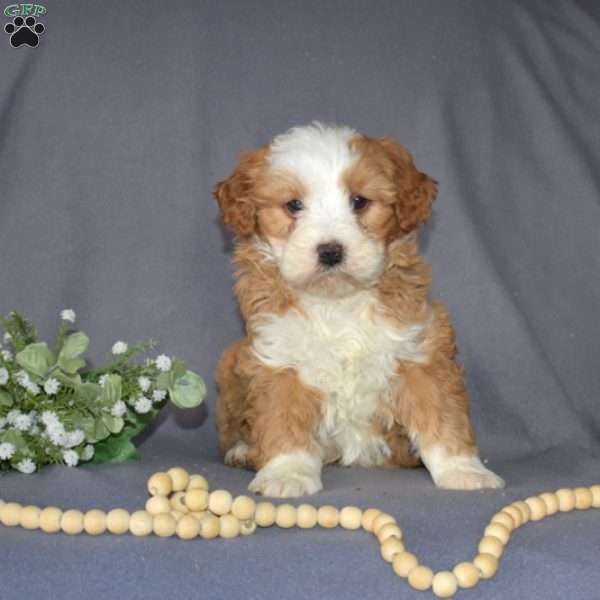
<box><xmin>285</xmin><ymin>199</ymin><xmax>304</xmax><ymax>216</ymax></box>
<box><xmin>350</xmin><ymin>195</ymin><xmax>370</xmax><ymax>212</ymax></box>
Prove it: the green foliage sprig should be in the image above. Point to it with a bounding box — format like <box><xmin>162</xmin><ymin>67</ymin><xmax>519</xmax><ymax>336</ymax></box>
<box><xmin>0</xmin><ymin>310</ymin><xmax>206</xmax><ymax>474</ymax></box>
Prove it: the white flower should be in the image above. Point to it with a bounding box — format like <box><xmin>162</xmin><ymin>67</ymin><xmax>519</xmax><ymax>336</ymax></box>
<box><xmin>1</xmin><ymin>349</ymin><xmax>13</xmax><ymax>362</ymax></box>
<box><xmin>134</xmin><ymin>396</ymin><xmax>152</xmax><ymax>414</ymax></box>
<box><xmin>138</xmin><ymin>376</ymin><xmax>151</xmax><ymax>392</ymax></box>
<box><xmin>81</xmin><ymin>444</ymin><xmax>94</xmax><ymax>461</ymax></box>
<box><xmin>0</xmin><ymin>442</ymin><xmax>16</xmax><ymax>460</ymax></box>
<box><xmin>0</xmin><ymin>367</ymin><xmax>8</xmax><ymax>386</ymax></box>
<box><xmin>6</xmin><ymin>409</ymin><xmax>21</xmax><ymax>424</ymax></box>
<box><xmin>43</xmin><ymin>378</ymin><xmax>61</xmax><ymax>396</ymax></box>
<box><xmin>62</xmin><ymin>449</ymin><xmax>79</xmax><ymax>467</ymax></box>
<box><xmin>14</xmin><ymin>370</ymin><xmax>30</xmax><ymax>387</ymax></box>
<box><xmin>99</xmin><ymin>373</ymin><xmax>110</xmax><ymax>387</ymax></box>
<box><xmin>152</xmin><ymin>389</ymin><xmax>167</xmax><ymax>403</ymax></box>
<box><xmin>110</xmin><ymin>400</ymin><xmax>127</xmax><ymax>418</ymax></box>
<box><xmin>111</xmin><ymin>341</ymin><xmax>128</xmax><ymax>355</ymax></box>
<box><xmin>3</xmin><ymin>332</ymin><xmax>11</xmax><ymax>344</ymax></box>
<box><xmin>155</xmin><ymin>354</ymin><xmax>172</xmax><ymax>372</ymax></box>
<box><xmin>30</xmin><ymin>424</ymin><xmax>40</xmax><ymax>435</ymax></box>
<box><xmin>60</xmin><ymin>309</ymin><xmax>76</xmax><ymax>323</ymax></box>
<box><xmin>41</xmin><ymin>411</ymin><xmax>60</xmax><ymax>427</ymax></box>
<box><xmin>14</xmin><ymin>413</ymin><xmax>33</xmax><ymax>432</ymax></box>
<box><xmin>64</xmin><ymin>429</ymin><xmax>85</xmax><ymax>448</ymax></box>
<box><xmin>26</xmin><ymin>382</ymin><xmax>40</xmax><ymax>396</ymax></box>
<box><xmin>16</xmin><ymin>458</ymin><xmax>36</xmax><ymax>474</ymax></box>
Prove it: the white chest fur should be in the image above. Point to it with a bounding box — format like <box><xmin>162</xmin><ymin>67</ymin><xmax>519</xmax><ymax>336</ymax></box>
<box><xmin>251</xmin><ymin>290</ymin><xmax>427</xmax><ymax>467</ymax></box>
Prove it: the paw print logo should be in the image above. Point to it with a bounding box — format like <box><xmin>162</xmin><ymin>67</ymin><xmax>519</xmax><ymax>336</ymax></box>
<box><xmin>4</xmin><ymin>16</ymin><xmax>45</xmax><ymax>48</ymax></box>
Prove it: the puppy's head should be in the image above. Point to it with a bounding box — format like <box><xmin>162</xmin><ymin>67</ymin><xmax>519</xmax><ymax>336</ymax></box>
<box><xmin>215</xmin><ymin>122</ymin><xmax>437</xmax><ymax>297</ymax></box>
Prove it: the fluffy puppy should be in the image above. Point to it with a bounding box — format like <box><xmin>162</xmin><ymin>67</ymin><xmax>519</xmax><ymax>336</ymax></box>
<box><xmin>214</xmin><ymin>122</ymin><xmax>504</xmax><ymax>497</ymax></box>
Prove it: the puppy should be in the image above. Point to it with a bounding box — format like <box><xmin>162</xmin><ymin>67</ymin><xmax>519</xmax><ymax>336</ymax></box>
<box><xmin>214</xmin><ymin>122</ymin><xmax>504</xmax><ymax>497</ymax></box>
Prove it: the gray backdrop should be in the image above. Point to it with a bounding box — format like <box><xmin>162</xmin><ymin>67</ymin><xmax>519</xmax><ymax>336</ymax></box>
<box><xmin>1</xmin><ymin>1</ymin><xmax>599</xmax><ymax>599</ymax></box>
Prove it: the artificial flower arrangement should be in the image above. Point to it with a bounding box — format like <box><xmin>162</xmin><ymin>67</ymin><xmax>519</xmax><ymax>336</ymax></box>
<box><xmin>0</xmin><ymin>310</ymin><xmax>206</xmax><ymax>474</ymax></box>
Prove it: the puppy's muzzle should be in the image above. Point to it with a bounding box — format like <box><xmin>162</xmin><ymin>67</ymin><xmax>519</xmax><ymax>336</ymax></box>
<box><xmin>317</xmin><ymin>242</ymin><xmax>344</xmax><ymax>268</ymax></box>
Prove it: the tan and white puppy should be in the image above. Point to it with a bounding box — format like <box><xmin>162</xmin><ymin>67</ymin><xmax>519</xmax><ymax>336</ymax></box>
<box><xmin>214</xmin><ymin>122</ymin><xmax>504</xmax><ymax>497</ymax></box>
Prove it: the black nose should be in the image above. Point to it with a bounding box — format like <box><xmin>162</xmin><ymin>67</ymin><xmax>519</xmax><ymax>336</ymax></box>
<box><xmin>317</xmin><ymin>242</ymin><xmax>344</xmax><ymax>267</ymax></box>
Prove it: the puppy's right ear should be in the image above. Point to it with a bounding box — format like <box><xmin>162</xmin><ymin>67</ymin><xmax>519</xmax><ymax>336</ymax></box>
<box><xmin>213</xmin><ymin>147</ymin><xmax>268</xmax><ymax>237</ymax></box>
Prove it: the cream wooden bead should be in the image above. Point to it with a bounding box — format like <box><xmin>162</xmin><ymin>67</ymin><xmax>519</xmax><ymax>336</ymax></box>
<box><xmin>574</xmin><ymin>487</ymin><xmax>593</xmax><ymax>510</ymax></box>
<box><xmin>490</xmin><ymin>511</ymin><xmax>515</xmax><ymax>532</ymax></box>
<box><xmin>372</xmin><ymin>513</ymin><xmax>396</xmax><ymax>535</ymax></box>
<box><xmin>408</xmin><ymin>565</ymin><xmax>434</xmax><ymax>591</ymax></box>
<box><xmin>231</xmin><ymin>495</ymin><xmax>256</xmax><ymax>520</ymax></box>
<box><xmin>502</xmin><ymin>505</ymin><xmax>522</xmax><ymax>528</ymax></box>
<box><xmin>478</xmin><ymin>535</ymin><xmax>504</xmax><ymax>558</ymax></box>
<box><xmin>185</xmin><ymin>489</ymin><xmax>208</xmax><ymax>512</ymax></box>
<box><xmin>167</xmin><ymin>467</ymin><xmax>190</xmax><ymax>492</ymax></box>
<box><xmin>511</xmin><ymin>501</ymin><xmax>531</xmax><ymax>525</ymax></box>
<box><xmin>275</xmin><ymin>504</ymin><xmax>297</xmax><ymax>529</ymax></box>
<box><xmin>377</xmin><ymin>523</ymin><xmax>403</xmax><ymax>544</ymax></box>
<box><xmin>147</xmin><ymin>472</ymin><xmax>173</xmax><ymax>497</ymax></box>
<box><xmin>61</xmin><ymin>509</ymin><xmax>84</xmax><ymax>535</ymax></box>
<box><xmin>539</xmin><ymin>492</ymin><xmax>559</xmax><ymax>515</ymax></box>
<box><xmin>146</xmin><ymin>495</ymin><xmax>171</xmax><ymax>515</ymax></box>
<box><xmin>254</xmin><ymin>502</ymin><xmax>276</xmax><ymax>527</ymax></box>
<box><xmin>106</xmin><ymin>509</ymin><xmax>130</xmax><ymax>534</ymax></box>
<box><xmin>473</xmin><ymin>553</ymin><xmax>498</xmax><ymax>579</ymax></box>
<box><xmin>240</xmin><ymin>519</ymin><xmax>257</xmax><ymax>536</ymax></box>
<box><xmin>219</xmin><ymin>514</ymin><xmax>241</xmax><ymax>539</ymax></box>
<box><xmin>1</xmin><ymin>502</ymin><xmax>22</xmax><ymax>527</ymax></box>
<box><xmin>317</xmin><ymin>505</ymin><xmax>339</xmax><ymax>529</ymax></box>
<box><xmin>129</xmin><ymin>510</ymin><xmax>153</xmax><ymax>537</ymax></box>
<box><xmin>556</xmin><ymin>488</ymin><xmax>576</xmax><ymax>512</ymax></box>
<box><xmin>39</xmin><ymin>507</ymin><xmax>63</xmax><ymax>533</ymax></box>
<box><xmin>20</xmin><ymin>505</ymin><xmax>41</xmax><ymax>530</ymax></box>
<box><xmin>83</xmin><ymin>509</ymin><xmax>107</xmax><ymax>535</ymax></box>
<box><xmin>171</xmin><ymin>510</ymin><xmax>184</xmax><ymax>521</ymax></box>
<box><xmin>453</xmin><ymin>562</ymin><xmax>480</xmax><ymax>589</ymax></box>
<box><xmin>296</xmin><ymin>504</ymin><xmax>318</xmax><ymax>529</ymax></box>
<box><xmin>176</xmin><ymin>514</ymin><xmax>200</xmax><ymax>540</ymax></box>
<box><xmin>208</xmin><ymin>490</ymin><xmax>233</xmax><ymax>516</ymax></box>
<box><xmin>0</xmin><ymin>499</ymin><xmax>4</xmax><ymax>507</ymax></box>
<box><xmin>170</xmin><ymin>491</ymin><xmax>189</xmax><ymax>513</ymax></box>
<box><xmin>484</xmin><ymin>523</ymin><xmax>510</xmax><ymax>545</ymax></box>
<box><xmin>392</xmin><ymin>552</ymin><xmax>419</xmax><ymax>578</ymax></box>
<box><xmin>361</xmin><ymin>508</ymin><xmax>381</xmax><ymax>532</ymax></box>
<box><xmin>524</xmin><ymin>496</ymin><xmax>547</xmax><ymax>521</ymax></box>
<box><xmin>153</xmin><ymin>513</ymin><xmax>177</xmax><ymax>538</ymax></box>
<box><xmin>380</xmin><ymin>537</ymin><xmax>405</xmax><ymax>562</ymax></box>
<box><xmin>190</xmin><ymin>511</ymin><xmax>209</xmax><ymax>520</ymax></box>
<box><xmin>198</xmin><ymin>514</ymin><xmax>220</xmax><ymax>539</ymax></box>
<box><xmin>339</xmin><ymin>506</ymin><xmax>362</xmax><ymax>530</ymax></box>
<box><xmin>590</xmin><ymin>485</ymin><xmax>600</xmax><ymax>508</ymax></box>
<box><xmin>432</xmin><ymin>571</ymin><xmax>458</xmax><ymax>599</ymax></box>
<box><xmin>187</xmin><ymin>474</ymin><xmax>209</xmax><ymax>491</ymax></box>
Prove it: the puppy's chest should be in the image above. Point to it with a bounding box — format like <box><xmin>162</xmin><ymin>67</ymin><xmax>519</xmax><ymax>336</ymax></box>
<box><xmin>251</xmin><ymin>292</ymin><xmax>426</xmax><ymax>465</ymax></box>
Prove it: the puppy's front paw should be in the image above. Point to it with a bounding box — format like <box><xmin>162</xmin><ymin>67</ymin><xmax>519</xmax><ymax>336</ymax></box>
<box><xmin>224</xmin><ymin>441</ymin><xmax>250</xmax><ymax>467</ymax></box>
<box><xmin>435</xmin><ymin>466</ymin><xmax>505</xmax><ymax>490</ymax></box>
<box><xmin>248</xmin><ymin>450</ymin><xmax>323</xmax><ymax>498</ymax></box>
<box><xmin>249</xmin><ymin>473</ymin><xmax>322</xmax><ymax>498</ymax></box>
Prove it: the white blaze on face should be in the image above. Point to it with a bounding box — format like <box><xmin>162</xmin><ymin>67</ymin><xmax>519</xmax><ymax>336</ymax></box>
<box><xmin>266</xmin><ymin>122</ymin><xmax>386</xmax><ymax>294</ymax></box>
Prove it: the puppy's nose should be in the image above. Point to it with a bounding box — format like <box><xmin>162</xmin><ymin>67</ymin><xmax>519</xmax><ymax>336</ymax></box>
<box><xmin>317</xmin><ymin>242</ymin><xmax>344</xmax><ymax>267</ymax></box>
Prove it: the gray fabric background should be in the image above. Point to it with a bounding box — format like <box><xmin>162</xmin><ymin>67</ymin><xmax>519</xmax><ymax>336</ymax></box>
<box><xmin>1</xmin><ymin>1</ymin><xmax>599</xmax><ymax>598</ymax></box>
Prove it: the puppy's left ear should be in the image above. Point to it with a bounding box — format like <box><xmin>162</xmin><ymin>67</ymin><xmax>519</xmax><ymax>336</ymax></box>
<box><xmin>214</xmin><ymin>147</ymin><xmax>268</xmax><ymax>237</ymax></box>
<box><xmin>378</xmin><ymin>137</ymin><xmax>438</xmax><ymax>233</ymax></box>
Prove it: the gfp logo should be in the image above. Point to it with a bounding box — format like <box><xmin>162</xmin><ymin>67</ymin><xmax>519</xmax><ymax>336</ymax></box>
<box><xmin>3</xmin><ymin>4</ymin><xmax>46</xmax><ymax>47</ymax></box>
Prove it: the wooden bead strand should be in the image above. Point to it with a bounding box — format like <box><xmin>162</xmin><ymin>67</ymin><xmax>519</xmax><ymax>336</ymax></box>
<box><xmin>1</xmin><ymin>474</ymin><xmax>599</xmax><ymax>599</ymax></box>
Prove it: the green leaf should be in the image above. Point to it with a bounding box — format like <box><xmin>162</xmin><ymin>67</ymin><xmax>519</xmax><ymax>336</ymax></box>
<box><xmin>155</xmin><ymin>371</ymin><xmax>171</xmax><ymax>391</ymax></box>
<box><xmin>16</xmin><ymin>342</ymin><xmax>55</xmax><ymax>377</ymax></box>
<box><xmin>59</xmin><ymin>332</ymin><xmax>89</xmax><ymax>359</ymax></box>
<box><xmin>102</xmin><ymin>413</ymin><xmax>124</xmax><ymax>434</ymax></box>
<box><xmin>169</xmin><ymin>370</ymin><xmax>206</xmax><ymax>409</ymax></box>
<box><xmin>91</xmin><ymin>422</ymin><xmax>145</xmax><ymax>464</ymax></box>
<box><xmin>78</xmin><ymin>414</ymin><xmax>97</xmax><ymax>441</ymax></box>
<box><xmin>0</xmin><ymin>389</ymin><xmax>13</xmax><ymax>407</ymax></box>
<box><xmin>99</xmin><ymin>374</ymin><xmax>122</xmax><ymax>406</ymax></box>
<box><xmin>57</xmin><ymin>356</ymin><xmax>86</xmax><ymax>374</ymax></box>
<box><xmin>75</xmin><ymin>382</ymin><xmax>101</xmax><ymax>405</ymax></box>
<box><xmin>53</xmin><ymin>370</ymin><xmax>82</xmax><ymax>388</ymax></box>
<box><xmin>93</xmin><ymin>418</ymin><xmax>110</xmax><ymax>442</ymax></box>
<box><xmin>0</xmin><ymin>429</ymin><xmax>27</xmax><ymax>450</ymax></box>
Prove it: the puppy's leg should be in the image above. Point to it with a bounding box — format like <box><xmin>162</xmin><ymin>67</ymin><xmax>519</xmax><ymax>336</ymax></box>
<box><xmin>396</xmin><ymin>362</ymin><xmax>504</xmax><ymax>490</ymax></box>
<box><xmin>246</xmin><ymin>367</ymin><xmax>323</xmax><ymax>498</ymax></box>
